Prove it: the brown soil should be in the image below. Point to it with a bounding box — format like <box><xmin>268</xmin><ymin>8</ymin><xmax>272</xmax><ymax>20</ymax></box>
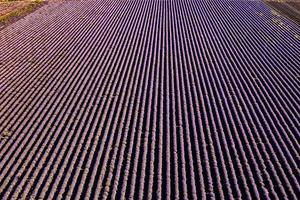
<box><xmin>0</xmin><ymin>0</ymin><xmax>45</xmax><ymax>28</ymax></box>
<box><xmin>265</xmin><ymin>1</ymin><xmax>300</xmax><ymax>25</ymax></box>
<box><xmin>0</xmin><ymin>1</ymin><xmax>30</xmax><ymax>16</ymax></box>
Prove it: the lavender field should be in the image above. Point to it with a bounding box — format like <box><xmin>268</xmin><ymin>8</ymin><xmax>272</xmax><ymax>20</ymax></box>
<box><xmin>0</xmin><ymin>0</ymin><xmax>299</xmax><ymax>199</ymax></box>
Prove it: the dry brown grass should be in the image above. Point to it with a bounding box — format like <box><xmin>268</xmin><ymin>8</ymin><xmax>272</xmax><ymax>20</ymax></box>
<box><xmin>0</xmin><ymin>0</ymin><xmax>44</xmax><ymax>25</ymax></box>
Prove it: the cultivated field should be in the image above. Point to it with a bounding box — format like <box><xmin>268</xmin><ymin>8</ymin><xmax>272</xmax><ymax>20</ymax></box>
<box><xmin>0</xmin><ymin>0</ymin><xmax>299</xmax><ymax>199</ymax></box>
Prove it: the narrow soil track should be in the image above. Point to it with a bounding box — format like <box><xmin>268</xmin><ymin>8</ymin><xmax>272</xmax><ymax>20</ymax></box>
<box><xmin>0</xmin><ymin>0</ymin><xmax>299</xmax><ymax>199</ymax></box>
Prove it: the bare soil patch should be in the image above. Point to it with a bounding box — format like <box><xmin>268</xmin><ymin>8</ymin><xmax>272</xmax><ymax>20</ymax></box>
<box><xmin>265</xmin><ymin>0</ymin><xmax>300</xmax><ymax>25</ymax></box>
<box><xmin>0</xmin><ymin>0</ymin><xmax>44</xmax><ymax>26</ymax></box>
